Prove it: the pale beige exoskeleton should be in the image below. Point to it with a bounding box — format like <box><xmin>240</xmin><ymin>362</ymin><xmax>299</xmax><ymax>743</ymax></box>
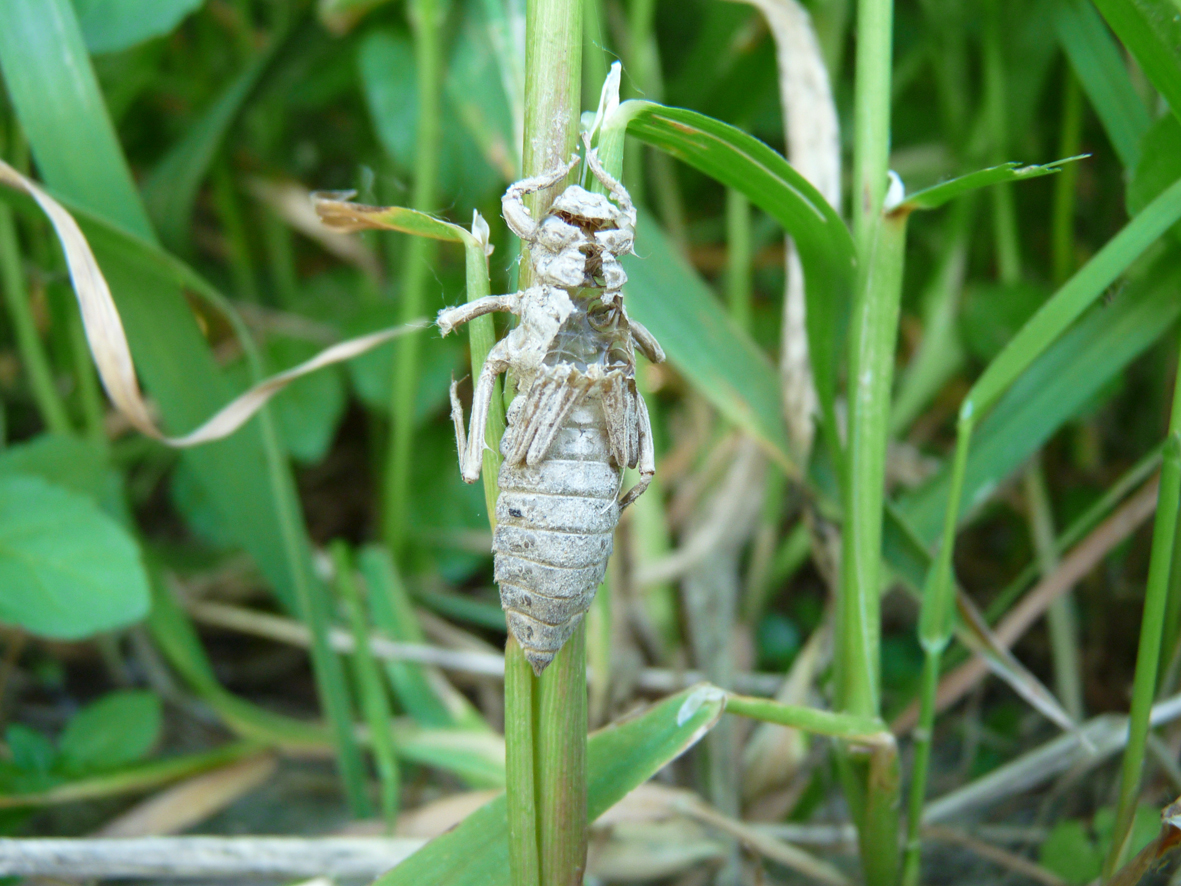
<box><xmin>438</xmin><ymin>148</ymin><xmax>665</xmax><ymax>674</ymax></box>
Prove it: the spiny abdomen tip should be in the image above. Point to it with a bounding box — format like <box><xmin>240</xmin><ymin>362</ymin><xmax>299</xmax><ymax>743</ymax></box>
<box><xmin>525</xmin><ymin>650</ymin><xmax>554</xmax><ymax>675</ymax></box>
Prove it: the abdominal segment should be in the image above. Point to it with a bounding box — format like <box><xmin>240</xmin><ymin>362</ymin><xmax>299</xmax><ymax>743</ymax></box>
<box><xmin>494</xmin><ymin>396</ymin><xmax>621</xmax><ymax>674</ymax></box>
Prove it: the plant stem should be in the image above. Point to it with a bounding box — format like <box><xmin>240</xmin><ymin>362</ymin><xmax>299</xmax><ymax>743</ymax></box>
<box><xmin>842</xmin><ymin>0</ymin><xmax>900</xmax><ymax>877</ymax></box>
<box><xmin>839</xmin><ymin>210</ymin><xmax>906</xmax><ymax>886</ymax></box>
<box><xmin>902</xmin><ymin>421</ymin><xmax>971</xmax><ymax>886</ymax></box>
<box><xmin>1103</xmin><ymin>348</ymin><xmax>1181</xmax><ymax>876</ymax></box>
<box><xmin>1051</xmin><ymin>70</ymin><xmax>1083</xmax><ymax>288</ymax></box>
<box><xmin>509</xmin><ymin>0</ymin><xmax>587</xmax><ymax>881</ymax></box>
<box><xmin>537</xmin><ymin>624</ymin><xmax>588</xmax><ymax>885</ymax></box>
<box><xmin>384</xmin><ymin>0</ymin><xmax>443</xmax><ymax>557</ymax></box>
<box><xmin>0</xmin><ymin>193</ymin><xmax>71</xmax><ymax>436</ymax></box>
<box><xmin>849</xmin><ymin>0</ymin><xmax>893</xmax><ymax>257</ymax></box>
<box><xmin>983</xmin><ymin>1</ymin><xmax>1020</xmax><ymax>285</ymax></box>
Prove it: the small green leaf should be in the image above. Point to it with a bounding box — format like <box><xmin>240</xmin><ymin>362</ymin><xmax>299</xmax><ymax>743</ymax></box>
<box><xmin>376</xmin><ymin>684</ymin><xmax>724</xmax><ymax>886</ymax></box>
<box><xmin>0</xmin><ymin>434</ymin><xmax>126</xmax><ymax>522</ymax></box>
<box><xmin>1040</xmin><ymin>819</ymin><xmax>1102</xmax><ymax>884</ymax></box>
<box><xmin>897</xmin><ymin>157</ymin><xmax>1084</xmax><ymax>214</ymax></box>
<box><xmin>6</xmin><ymin>725</ymin><xmax>58</xmax><ymax>775</ymax></box>
<box><xmin>0</xmin><ymin>475</ymin><xmax>150</xmax><ymax>639</ymax></box>
<box><xmin>58</xmin><ymin>690</ymin><xmax>162</xmax><ymax>774</ymax></box>
<box><xmin>70</xmin><ymin>0</ymin><xmax>204</xmax><ymax>54</ymax></box>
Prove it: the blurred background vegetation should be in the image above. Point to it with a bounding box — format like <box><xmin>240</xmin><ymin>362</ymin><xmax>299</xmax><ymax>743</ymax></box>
<box><xmin>1</xmin><ymin>0</ymin><xmax>1181</xmax><ymax>883</ymax></box>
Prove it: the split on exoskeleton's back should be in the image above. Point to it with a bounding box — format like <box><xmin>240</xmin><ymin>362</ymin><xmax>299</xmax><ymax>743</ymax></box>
<box><xmin>438</xmin><ymin>146</ymin><xmax>665</xmax><ymax>674</ymax></box>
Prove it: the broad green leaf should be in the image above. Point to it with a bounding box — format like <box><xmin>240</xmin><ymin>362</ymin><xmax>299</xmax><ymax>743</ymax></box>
<box><xmin>143</xmin><ymin>46</ymin><xmax>276</xmax><ymax>248</ymax></box>
<box><xmin>358</xmin><ymin>29</ymin><xmax>501</xmax><ymax>202</ymax></box>
<box><xmin>1091</xmin><ymin>0</ymin><xmax>1181</xmax><ymax>128</ymax></box>
<box><xmin>1127</xmin><ymin>114</ymin><xmax>1181</xmax><ymax>242</ymax></box>
<box><xmin>1056</xmin><ymin>0</ymin><xmax>1151</xmax><ymax>168</ymax></box>
<box><xmin>0</xmin><ymin>0</ymin><xmax>154</xmax><ymax>239</ymax></box>
<box><xmin>0</xmin><ymin>0</ymin><xmax>320</xmax><ymax>618</ymax></box>
<box><xmin>71</xmin><ymin>0</ymin><xmax>204</xmax><ymax>54</ymax></box>
<box><xmin>0</xmin><ymin>434</ymin><xmax>126</xmax><ymax>522</ymax></box>
<box><xmin>58</xmin><ymin>690</ymin><xmax>162</xmax><ymax>774</ymax></box>
<box><xmin>0</xmin><ymin>475</ymin><xmax>149</xmax><ymax>639</ymax></box>
<box><xmin>377</xmin><ymin>685</ymin><xmax>725</xmax><ymax>886</ymax></box>
<box><xmin>899</xmin><ymin>258</ymin><xmax>1181</xmax><ymax>543</ymax></box>
<box><xmin>1040</xmin><ymin>819</ymin><xmax>1102</xmax><ymax>884</ymax></box>
<box><xmin>6</xmin><ymin>725</ymin><xmax>57</xmax><ymax>775</ymax></box>
<box><xmin>967</xmin><ymin>177</ymin><xmax>1181</xmax><ymax>420</ymax></box>
<box><xmin>960</xmin><ymin>280</ymin><xmax>1050</xmax><ymax>364</ymax></box>
<box><xmin>265</xmin><ymin>338</ymin><xmax>347</xmax><ymax>465</ymax></box>
<box><xmin>897</xmin><ymin>157</ymin><xmax>1083</xmax><ymax>213</ymax></box>
<box><xmin>623</xmin><ymin>210</ymin><xmax>792</xmax><ymax>467</ymax></box>
<box><xmin>621</xmin><ymin>102</ymin><xmax>855</xmax><ymax>425</ymax></box>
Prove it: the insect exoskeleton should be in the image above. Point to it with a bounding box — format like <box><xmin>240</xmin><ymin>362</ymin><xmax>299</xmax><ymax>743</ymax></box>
<box><xmin>438</xmin><ymin>147</ymin><xmax>666</xmax><ymax>674</ymax></box>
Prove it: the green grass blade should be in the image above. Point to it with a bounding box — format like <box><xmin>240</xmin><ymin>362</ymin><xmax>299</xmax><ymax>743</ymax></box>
<box><xmin>373</xmin><ymin>685</ymin><xmax>724</xmax><ymax>886</ymax></box>
<box><xmin>897</xmin><ymin>157</ymin><xmax>1083</xmax><ymax>213</ymax></box>
<box><xmin>143</xmin><ymin>47</ymin><xmax>277</xmax><ymax>249</ymax></box>
<box><xmin>622</xmin><ymin>210</ymin><xmax>793</xmax><ymax>468</ymax></box>
<box><xmin>1056</xmin><ymin>0</ymin><xmax>1151</xmax><ymax>168</ymax></box>
<box><xmin>617</xmin><ymin>101</ymin><xmax>854</xmax><ymax>428</ymax></box>
<box><xmin>0</xmin><ymin>0</ymin><xmax>154</xmax><ymax>240</ymax></box>
<box><xmin>1091</xmin><ymin>0</ymin><xmax>1181</xmax><ymax>128</ymax></box>
<box><xmin>359</xmin><ymin>544</ymin><xmax>483</xmax><ymax>729</ymax></box>
<box><xmin>968</xmin><ymin>178</ymin><xmax>1181</xmax><ymax>425</ymax></box>
<box><xmin>0</xmin><ymin>741</ymin><xmax>262</xmax><ymax>809</ymax></box>
<box><xmin>899</xmin><ymin>256</ymin><xmax>1181</xmax><ymax>543</ymax></box>
<box><xmin>335</xmin><ymin>541</ymin><xmax>401</xmax><ymax>826</ymax></box>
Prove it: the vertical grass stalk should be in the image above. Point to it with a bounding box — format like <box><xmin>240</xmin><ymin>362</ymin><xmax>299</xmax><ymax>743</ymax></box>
<box><xmin>840</xmin><ymin>0</ymin><xmax>902</xmax><ymax>875</ymax></box>
<box><xmin>1102</xmin><ymin>345</ymin><xmax>1181</xmax><ymax>875</ymax></box>
<box><xmin>902</xmin><ymin>421</ymin><xmax>972</xmax><ymax>886</ymax></box>
<box><xmin>385</xmin><ymin>0</ymin><xmax>444</xmax><ymax>556</ymax></box>
<box><xmin>0</xmin><ymin>186</ymin><xmax>71</xmax><ymax>435</ymax></box>
<box><xmin>838</xmin><ymin>209</ymin><xmax>907</xmax><ymax>886</ymax></box>
<box><xmin>506</xmin><ymin>0</ymin><xmax>587</xmax><ymax>880</ymax></box>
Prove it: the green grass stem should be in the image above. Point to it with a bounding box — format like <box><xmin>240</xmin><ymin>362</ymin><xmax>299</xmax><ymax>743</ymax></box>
<box><xmin>902</xmin><ymin>422</ymin><xmax>972</xmax><ymax>886</ymax></box>
<box><xmin>839</xmin><ymin>202</ymin><xmax>907</xmax><ymax>883</ymax></box>
<box><xmin>384</xmin><ymin>0</ymin><xmax>444</xmax><ymax>557</ymax></box>
<box><xmin>505</xmin><ymin>637</ymin><xmax>541</xmax><ymax>886</ymax></box>
<box><xmin>1103</xmin><ymin>364</ymin><xmax>1181</xmax><ymax>875</ymax></box>
<box><xmin>0</xmin><ymin>184</ymin><xmax>71</xmax><ymax>435</ymax></box>
<box><xmin>983</xmin><ymin>2</ymin><xmax>1021</xmax><ymax>286</ymax></box>
<box><xmin>537</xmin><ymin>624</ymin><xmax>588</xmax><ymax>885</ymax></box>
<box><xmin>1051</xmin><ymin>70</ymin><xmax>1083</xmax><ymax>286</ymax></box>
<box><xmin>505</xmin><ymin>0</ymin><xmax>587</xmax><ymax>878</ymax></box>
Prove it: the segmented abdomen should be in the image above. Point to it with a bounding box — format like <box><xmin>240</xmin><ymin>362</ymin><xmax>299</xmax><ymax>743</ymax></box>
<box><xmin>494</xmin><ymin>396</ymin><xmax>620</xmax><ymax>674</ymax></box>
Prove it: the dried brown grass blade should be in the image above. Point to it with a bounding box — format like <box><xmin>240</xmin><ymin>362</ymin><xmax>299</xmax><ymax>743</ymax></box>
<box><xmin>93</xmin><ymin>753</ymin><xmax>277</xmax><ymax>837</ymax></box>
<box><xmin>0</xmin><ymin>158</ymin><xmax>427</xmax><ymax>448</ymax></box>
<box><xmin>729</xmin><ymin>0</ymin><xmax>839</xmax><ymax>460</ymax></box>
